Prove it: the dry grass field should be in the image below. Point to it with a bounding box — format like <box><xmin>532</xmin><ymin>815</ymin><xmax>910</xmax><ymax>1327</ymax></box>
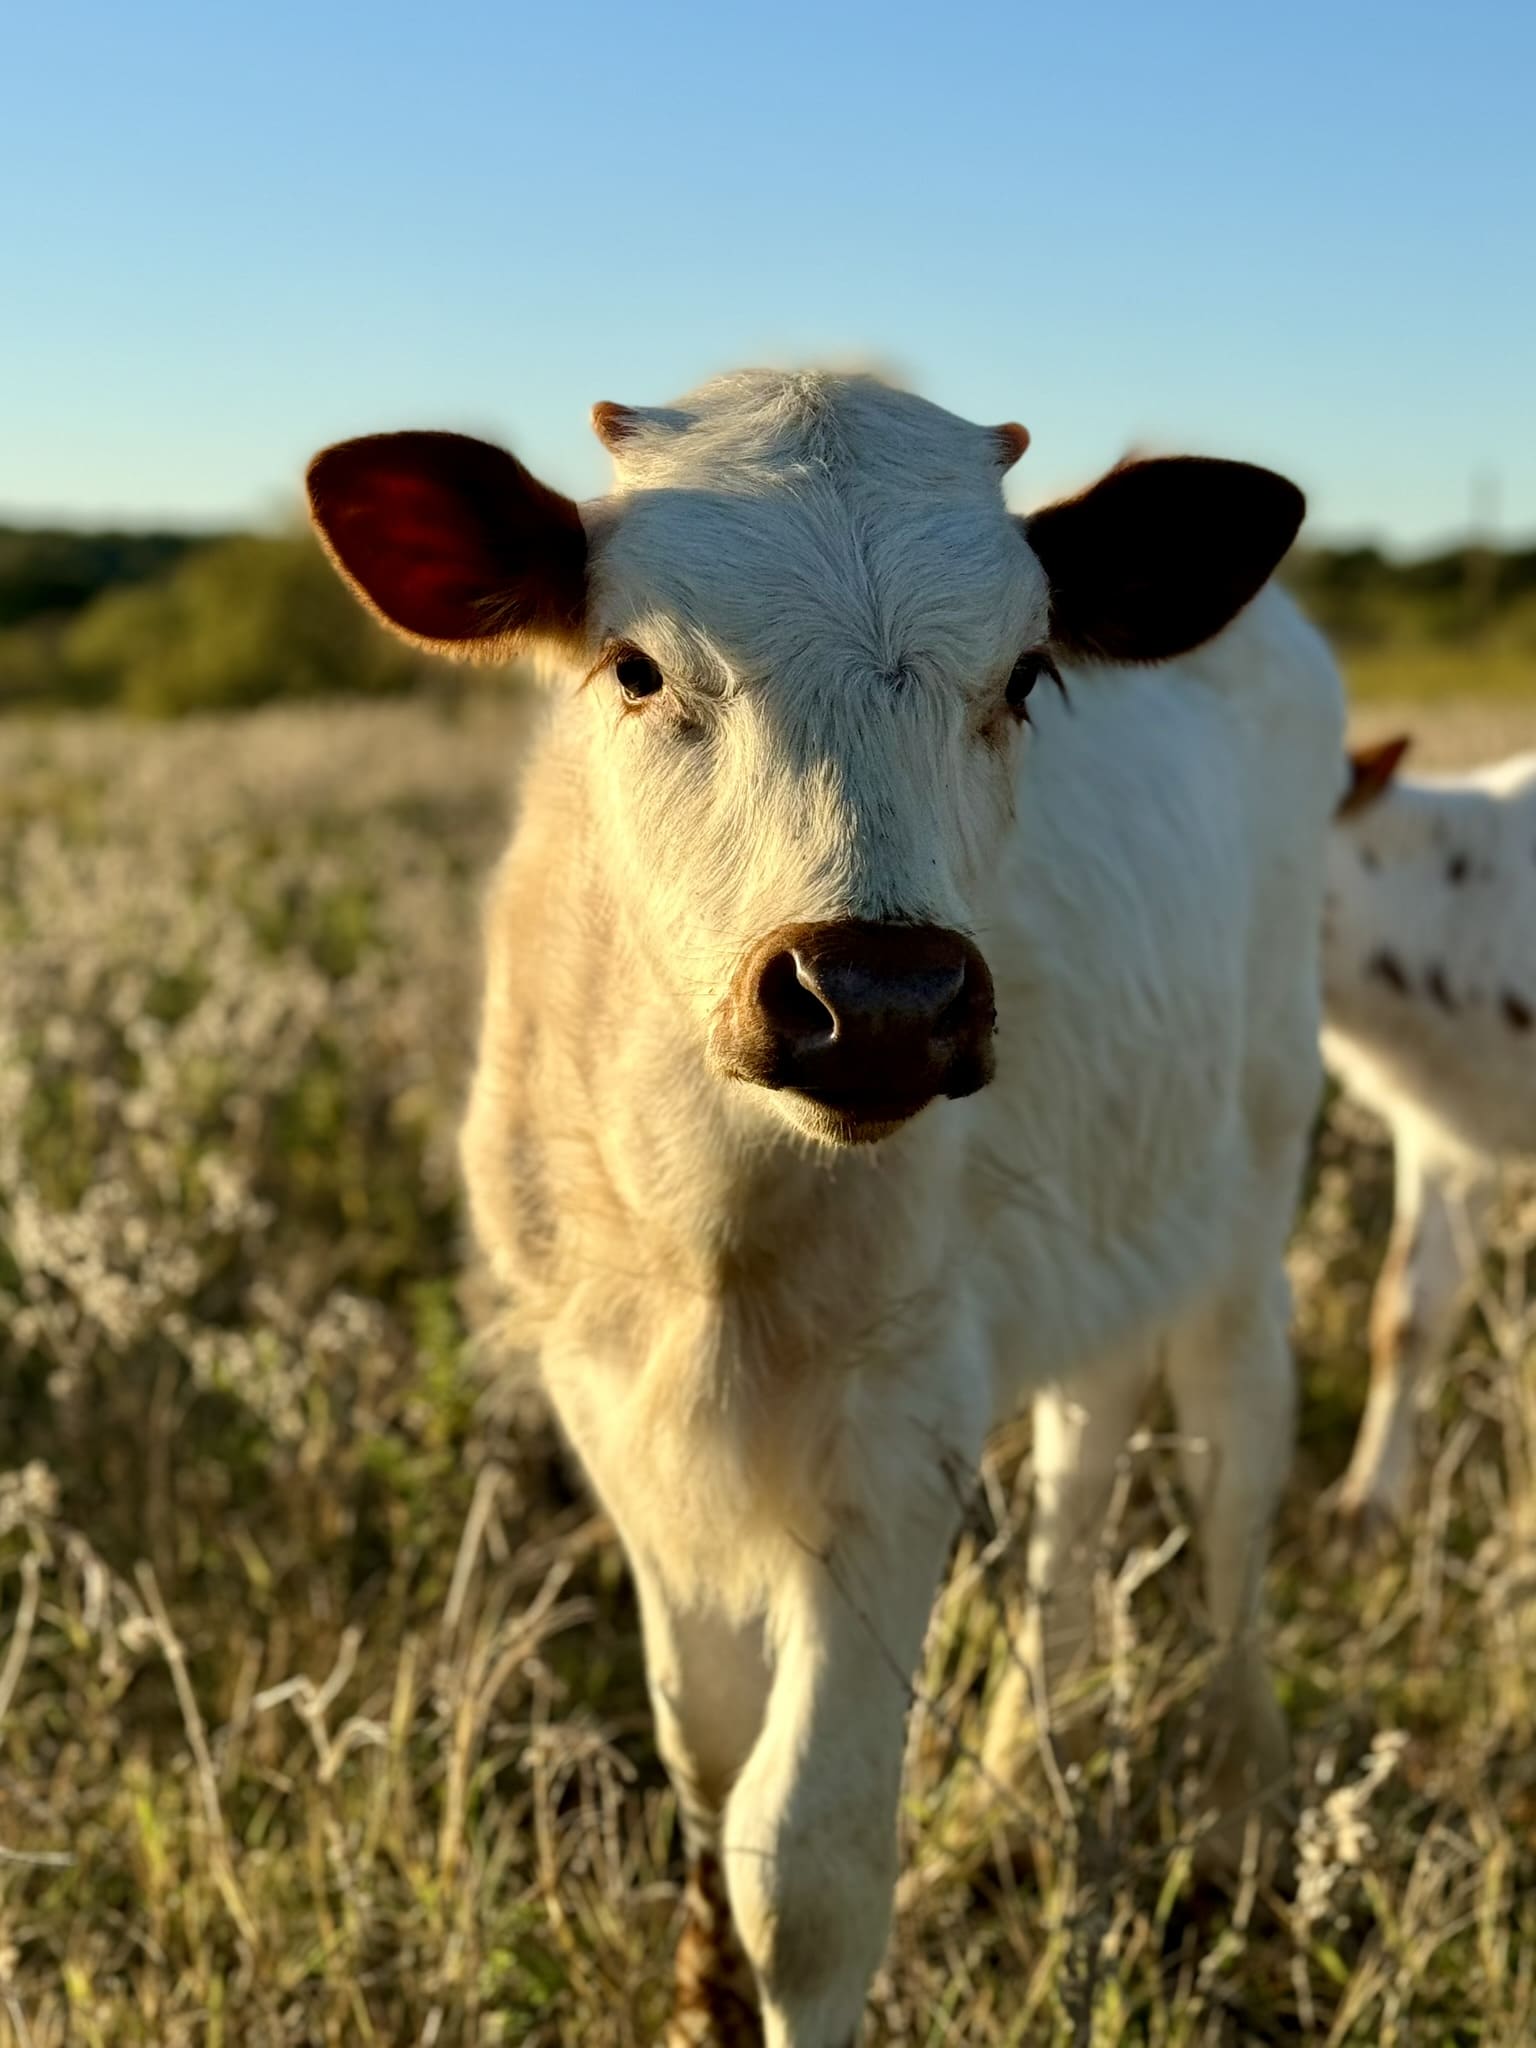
<box><xmin>0</xmin><ymin>692</ymin><xmax>1533</xmax><ymax>2047</ymax></box>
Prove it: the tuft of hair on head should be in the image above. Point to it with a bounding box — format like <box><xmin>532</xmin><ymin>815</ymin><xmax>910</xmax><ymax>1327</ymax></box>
<box><xmin>1339</xmin><ymin>734</ymin><xmax>1412</xmax><ymax>817</ymax></box>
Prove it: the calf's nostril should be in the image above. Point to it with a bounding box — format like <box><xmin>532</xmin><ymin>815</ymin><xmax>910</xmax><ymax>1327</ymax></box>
<box><xmin>935</xmin><ymin>969</ymin><xmax>973</xmax><ymax>1037</ymax></box>
<box><xmin>758</xmin><ymin>948</ymin><xmax>836</xmax><ymax>1044</ymax></box>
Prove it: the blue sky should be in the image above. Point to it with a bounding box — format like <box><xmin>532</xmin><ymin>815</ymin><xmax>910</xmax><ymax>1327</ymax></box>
<box><xmin>4</xmin><ymin>0</ymin><xmax>1532</xmax><ymax>550</ymax></box>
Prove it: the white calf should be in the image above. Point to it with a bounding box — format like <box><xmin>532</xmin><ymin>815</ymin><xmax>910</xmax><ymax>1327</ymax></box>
<box><xmin>307</xmin><ymin>370</ymin><xmax>1343</xmax><ymax>2048</ymax></box>
<box><xmin>1324</xmin><ymin>737</ymin><xmax>1536</xmax><ymax>1531</ymax></box>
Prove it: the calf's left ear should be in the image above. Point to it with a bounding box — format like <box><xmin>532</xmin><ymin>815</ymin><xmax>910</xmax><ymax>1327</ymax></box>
<box><xmin>1024</xmin><ymin>456</ymin><xmax>1305</xmax><ymax>664</ymax></box>
<box><xmin>306</xmin><ymin>431</ymin><xmax>587</xmax><ymax>660</ymax></box>
<box><xmin>1339</xmin><ymin>734</ymin><xmax>1412</xmax><ymax>815</ymax></box>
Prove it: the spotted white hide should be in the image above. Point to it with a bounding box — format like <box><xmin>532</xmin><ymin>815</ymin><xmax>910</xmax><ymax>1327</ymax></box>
<box><xmin>1324</xmin><ymin>739</ymin><xmax>1536</xmax><ymax>1533</ymax></box>
<box><xmin>307</xmin><ymin>370</ymin><xmax>1344</xmax><ymax>2048</ymax></box>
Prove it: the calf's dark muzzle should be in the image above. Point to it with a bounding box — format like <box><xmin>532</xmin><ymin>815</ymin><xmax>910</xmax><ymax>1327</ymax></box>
<box><xmin>710</xmin><ymin>918</ymin><xmax>996</xmax><ymax>1140</ymax></box>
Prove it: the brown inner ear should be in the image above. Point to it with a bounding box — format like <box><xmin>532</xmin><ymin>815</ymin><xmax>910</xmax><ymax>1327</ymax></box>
<box><xmin>1024</xmin><ymin>456</ymin><xmax>1306</xmax><ymax>665</ymax></box>
<box><xmin>1339</xmin><ymin>734</ymin><xmax>1412</xmax><ymax>816</ymax></box>
<box><xmin>306</xmin><ymin>431</ymin><xmax>586</xmax><ymax>656</ymax></box>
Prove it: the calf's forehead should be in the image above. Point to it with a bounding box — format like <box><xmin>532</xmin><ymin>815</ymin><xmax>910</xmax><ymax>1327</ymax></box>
<box><xmin>587</xmin><ymin>371</ymin><xmax>1049</xmax><ymax>677</ymax></box>
<box><xmin>606</xmin><ymin>370</ymin><xmax>1006</xmax><ymax>493</ymax></box>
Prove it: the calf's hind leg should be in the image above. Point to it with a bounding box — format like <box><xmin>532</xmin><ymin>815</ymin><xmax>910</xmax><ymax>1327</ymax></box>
<box><xmin>1163</xmin><ymin>1276</ymin><xmax>1295</xmax><ymax>1822</ymax></box>
<box><xmin>1334</xmin><ymin>1135</ymin><xmax>1485</xmax><ymax>1539</ymax></box>
<box><xmin>981</xmin><ymin>1345</ymin><xmax>1155</xmax><ymax>1786</ymax></box>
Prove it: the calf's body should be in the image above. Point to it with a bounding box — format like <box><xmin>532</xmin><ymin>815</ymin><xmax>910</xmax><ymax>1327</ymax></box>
<box><xmin>1324</xmin><ymin>745</ymin><xmax>1536</xmax><ymax>1530</ymax></box>
<box><xmin>309</xmin><ymin>372</ymin><xmax>1344</xmax><ymax>2046</ymax></box>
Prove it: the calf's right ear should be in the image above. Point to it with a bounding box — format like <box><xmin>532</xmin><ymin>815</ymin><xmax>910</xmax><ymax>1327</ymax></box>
<box><xmin>306</xmin><ymin>431</ymin><xmax>587</xmax><ymax>660</ymax></box>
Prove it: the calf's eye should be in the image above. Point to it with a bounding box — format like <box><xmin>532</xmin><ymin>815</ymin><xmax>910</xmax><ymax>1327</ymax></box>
<box><xmin>615</xmin><ymin>651</ymin><xmax>664</xmax><ymax>703</ymax></box>
<box><xmin>1005</xmin><ymin>648</ymin><xmax>1065</xmax><ymax>722</ymax></box>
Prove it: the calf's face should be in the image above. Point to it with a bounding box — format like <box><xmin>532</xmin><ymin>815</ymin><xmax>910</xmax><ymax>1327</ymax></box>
<box><xmin>308</xmin><ymin>370</ymin><xmax>1303</xmax><ymax>1146</ymax></box>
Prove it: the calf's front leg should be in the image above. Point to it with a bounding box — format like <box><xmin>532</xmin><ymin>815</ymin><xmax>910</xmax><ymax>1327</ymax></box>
<box><xmin>543</xmin><ymin>1367</ymin><xmax>772</xmax><ymax>2045</ymax></box>
<box><xmin>631</xmin><ymin>1563</ymin><xmax>771</xmax><ymax>2047</ymax></box>
<box><xmin>720</xmin><ymin>1401</ymin><xmax>980</xmax><ymax>2048</ymax></box>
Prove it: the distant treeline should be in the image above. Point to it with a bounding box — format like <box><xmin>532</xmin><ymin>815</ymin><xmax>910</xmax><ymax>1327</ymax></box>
<box><xmin>0</xmin><ymin>519</ymin><xmax>1533</xmax><ymax>716</ymax></box>
<box><xmin>1284</xmin><ymin>540</ymin><xmax>1536</xmax><ymax>649</ymax></box>
<box><xmin>0</xmin><ymin>523</ymin><xmax>460</xmax><ymax>715</ymax></box>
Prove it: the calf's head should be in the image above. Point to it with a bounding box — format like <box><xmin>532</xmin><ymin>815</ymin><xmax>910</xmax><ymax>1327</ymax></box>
<box><xmin>1323</xmin><ymin>733</ymin><xmax>1416</xmax><ymax>1018</ymax></box>
<box><xmin>308</xmin><ymin>371</ymin><xmax>1302</xmax><ymax>1145</ymax></box>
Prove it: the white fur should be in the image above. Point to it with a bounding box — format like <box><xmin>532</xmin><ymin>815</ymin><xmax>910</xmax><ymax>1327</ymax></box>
<box><xmin>1323</xmin><ymin>752</ymin><xmax>1536</xmax><ymax>1526</ymax></box>
<box><xmin>457</xmin><ymin>372</ymin><xmax>1344</xmax><ymax>2046</ymax></box>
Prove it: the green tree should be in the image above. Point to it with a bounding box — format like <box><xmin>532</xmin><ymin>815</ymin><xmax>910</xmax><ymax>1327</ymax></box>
<box><xmin>62</xmin><ymin>532</ymin><xmax>441</xmax><ymax>714</ymax></box>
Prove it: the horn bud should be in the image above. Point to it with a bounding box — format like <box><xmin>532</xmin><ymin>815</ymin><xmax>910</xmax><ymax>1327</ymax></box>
<box><xmin>592</xmin><ymin>401</ymin><xmax>639</xmax><ymax>450</ymax></box>
<box><xmin>994</xmin><ymin>422</ymin><xmax>1031</xmax><ymax>470</ymax></box>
